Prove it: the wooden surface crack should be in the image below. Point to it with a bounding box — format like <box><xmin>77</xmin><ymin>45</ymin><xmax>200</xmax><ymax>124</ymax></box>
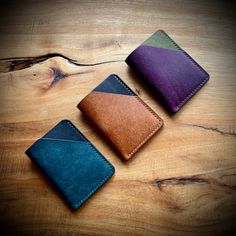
<box><xmin>153</xmin><ymin>176</ymin><xmax>208</xmax><ymax>190</ymax></box>
<box><xmin>50</xmin><ymin>68</ymin><xmax>93</xmax><ymax>85</ymax></box>
<box><xmin>183</xmin><ymin>123</ymin><xmax>236</xmax><ymax>137</ymax></box>
<box><xmin>153</xmin><ymin>173</ymin><xmax>236</xmax><ymax>191</ymax></box>
<box><xmin>0</xmin><ymin>53</ymin><xmax>124</xmax><ymax>73</ymax></box>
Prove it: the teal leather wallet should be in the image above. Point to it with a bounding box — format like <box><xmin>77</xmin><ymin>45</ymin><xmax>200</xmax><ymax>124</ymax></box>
<box><xmin>25</xmin><ymin>120</ymin><xmax>115</xmax><ymax>210</ymax></box>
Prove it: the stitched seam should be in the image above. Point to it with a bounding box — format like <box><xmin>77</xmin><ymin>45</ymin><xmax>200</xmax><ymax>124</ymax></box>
<box><xmin>158</xmin><ymin>30</ymin><xmax>209</xmax><ymax>110</ymax></box>
<box><xmin>127</xmin><ymin>97</ymin><xmax>162</xmax><ymax>157</ymax></box>
<box><xmin>65</xmin><ymin>120</ymin><xmax>114</xmax><ymax>208</ymax></box>
<box><xmin>158</xmin><ymin>30</ymin><xmax>182</xmax><ymax>51</ymax></box>
<box><xmin>113</xmin><ymin>75</ymin><xmax>163</xmax><ymax>158</ymax></box>
<box><xmin>175</xmin><ymin>79</ymin><xmax>208</xmax><ymax>110</ymax></box>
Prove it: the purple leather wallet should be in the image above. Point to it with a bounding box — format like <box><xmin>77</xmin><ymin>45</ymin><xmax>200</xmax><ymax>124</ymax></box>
<box><xmin>125</xmin><ymin>30</ymin><xmax>209</xmax><ymax>113</ymax></box>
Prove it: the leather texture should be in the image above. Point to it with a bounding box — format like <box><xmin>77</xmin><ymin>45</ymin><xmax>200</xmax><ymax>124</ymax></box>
<box><xmin>77</xmin><ymin>74</ymin><xmax>163</xmax><ymax>160</ymax></box>
<box><xmin>125</xmin><ymin>30</ymin><xmax>209</xmax><ymax>113</ymax></box>
<box><xmin>25</xmin><ymin>120</ymin><xmax>115</xmax><ymax>210</ymax></box>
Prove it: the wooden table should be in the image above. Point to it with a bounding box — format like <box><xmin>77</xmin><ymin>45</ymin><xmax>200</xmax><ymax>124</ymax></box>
<box><xmin>0</xmin><ymin>1</ymin><xmax>236</xmax><ymax>235</ymax></box>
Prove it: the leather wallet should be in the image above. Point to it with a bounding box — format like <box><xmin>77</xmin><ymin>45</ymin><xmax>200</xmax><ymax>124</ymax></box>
<box><xmin>77</xmin><ymin>74</ymin><xmax>163</xmax><ymax>160</ymax></box>
<box><xmin>125</xmin><ymin>30</ymin><xmax>209</xmax><ymax>113</ymax></box>
<box><xmin>25</xmin><ymin>120</ymin><xmax>115</xmax><ymax>210</ymax></box>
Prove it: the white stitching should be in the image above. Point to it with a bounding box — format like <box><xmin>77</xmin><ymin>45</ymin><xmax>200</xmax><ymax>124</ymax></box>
<box><xmin>113</xmin><ymin>75</ymin><xmax>163</xmax><ymax>158</ymax></box>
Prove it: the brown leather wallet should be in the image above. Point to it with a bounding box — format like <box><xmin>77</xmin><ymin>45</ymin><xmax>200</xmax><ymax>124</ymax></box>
<box><xmin>77</xmin><ymin>74</ymin><xmax>163</xmax><ymax>160</ymax></box>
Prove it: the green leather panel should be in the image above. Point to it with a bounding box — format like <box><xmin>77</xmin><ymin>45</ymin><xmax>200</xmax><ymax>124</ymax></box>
<box><xmin>143</xmin><ymin>30</ymin><xmax>181</xmax><ymax>51</ymax></box>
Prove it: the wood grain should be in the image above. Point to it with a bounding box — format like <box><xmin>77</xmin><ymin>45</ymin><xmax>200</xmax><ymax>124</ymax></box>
<box><xmin>0</xmin><ymin>1</ymin><xmax>236</xmax><ymax>235</ymax></box>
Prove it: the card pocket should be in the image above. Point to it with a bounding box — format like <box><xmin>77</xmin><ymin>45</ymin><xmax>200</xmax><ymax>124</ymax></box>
<box><xmin>25</xmin><ymin>120</ymin><xmax>115</xmax><ymax>210</ymax></box>
<box><xmin>77</xmin><ymin>74</ymin><xmax>163</xmax><ymax>160</ymax></box>
<box><xmin>125</xmin><ymin>30</ymin><xmax>209</xmax><ymax>113</ymax></box>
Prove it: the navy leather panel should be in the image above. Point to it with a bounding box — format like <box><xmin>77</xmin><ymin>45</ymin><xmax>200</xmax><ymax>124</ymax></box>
<box><xmin>25</xmin><ymin>120</ymin><xmax>115</xmax><ymax>210</ymax></box>
<box><xmin>43</xmin><ymin>119</ymin><xmax>86</xmax><ymax>142</ymax></box>
<box><xmin>93</xmin><ymin>74</ymin><xmax>136</xmax><ymax>96</ymax></box>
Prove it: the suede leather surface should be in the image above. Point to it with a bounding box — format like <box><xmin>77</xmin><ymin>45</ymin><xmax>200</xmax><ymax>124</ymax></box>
<box><xmin>25</xmin><ymin>120</ymin><xmax>115</xmax><ymax>210</ymax></box>
<box><xmin>125</xmin><ymin>30</ymin><xmax>209</xmax><ymax>113</ymax></box>
<box><xmin>78</xmin><ymin>74</ymin><xmax>163</xmax><ymax>160</ymax></box>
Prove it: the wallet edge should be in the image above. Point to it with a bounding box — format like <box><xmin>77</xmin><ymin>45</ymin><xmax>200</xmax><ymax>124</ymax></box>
<box><xmin>54</xmin><ymin>120</ymin><xmax>115</xmax><ymax>209</ymax></box>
